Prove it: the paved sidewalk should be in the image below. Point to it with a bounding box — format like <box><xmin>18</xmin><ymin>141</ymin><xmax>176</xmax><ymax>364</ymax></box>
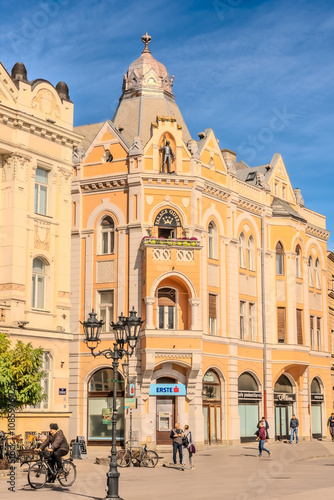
<box><xmin>1</xmin><ymin>440</ymin><xmax>334</xmax><ymax>500</ymax></box>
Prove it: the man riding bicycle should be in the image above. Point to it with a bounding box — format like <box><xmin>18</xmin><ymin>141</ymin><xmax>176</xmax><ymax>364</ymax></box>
<box><xmin>35</xmin><ymin>423</ymin><xmax>69</xmax><ymax>478</ymax></box>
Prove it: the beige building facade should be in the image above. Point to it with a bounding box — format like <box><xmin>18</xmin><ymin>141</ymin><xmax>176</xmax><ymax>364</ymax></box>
<box><xmin>0</xmin><ymin>60</ymin><xmax>80</xmax><ymax>438</ymax></box>
<box><xmin>69</xmin><ymin>35</ymin><xmax>331</xmax><ymax>448</ymax></box>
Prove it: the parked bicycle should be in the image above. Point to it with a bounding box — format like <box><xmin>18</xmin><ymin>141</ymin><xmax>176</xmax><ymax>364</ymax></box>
<box><xmin>0</xmin><ymin>431</ymin><xmax>20</xmax><ymax>463</ymax></box>
<box><xmin>27</xmin><ymin>450</ymin><xmax>76</xmax><ymax>489</ymax></box>
<box><xmin>117</xmin><ymin>441</ymin><xmax>158</xmax><ymax>468</ymax></box>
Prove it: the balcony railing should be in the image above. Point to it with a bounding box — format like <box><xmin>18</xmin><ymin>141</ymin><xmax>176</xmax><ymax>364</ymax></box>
<box><xmin>140</xmin><ymin>237</ymin><xmax>201</xmax><ymax>250</ymax></box>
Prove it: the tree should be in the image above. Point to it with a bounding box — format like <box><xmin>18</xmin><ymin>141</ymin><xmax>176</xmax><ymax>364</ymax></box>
<box><xmin>0</xmin><ymin>333</ymin><xmax>47</xmax><ymax>415</ymax></box>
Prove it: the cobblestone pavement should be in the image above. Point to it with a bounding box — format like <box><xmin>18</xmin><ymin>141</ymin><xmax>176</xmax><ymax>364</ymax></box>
<box><xmin>1</xmin><ymin>440</ymin><xmax>334</xmax><ymax>500</ymax></box>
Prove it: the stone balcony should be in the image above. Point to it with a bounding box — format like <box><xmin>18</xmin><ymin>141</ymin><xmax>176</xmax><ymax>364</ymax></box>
<box><xmin>140</xmin><ymin>237</ymin><xmax>201</xmax><ymax>262</ymax></box>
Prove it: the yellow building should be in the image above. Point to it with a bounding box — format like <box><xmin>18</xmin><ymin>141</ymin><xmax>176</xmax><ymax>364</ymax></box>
<box><xmin>0</xmin><ymin>61</ymin><xmax>80</xmax><ymax>437</ymax></box>
<box><xmin>327</xmin><ymin>251</ymin><xmax>334</xmax><ymax>408</ymax></box>
<box><xmin>70</xmin><ymin>34</ymin><xmax>331</xmax><ymax>447</ymax></box>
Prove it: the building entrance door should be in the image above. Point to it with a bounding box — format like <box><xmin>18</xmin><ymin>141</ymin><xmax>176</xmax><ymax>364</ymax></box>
<box><xmin>203</xmin><ymin>404</ymin><xmax>221</xmax><ymax>444</ymax></box>
<box><xmin>275</xmin><ymin>405</ymin><xmax>292</xmax><ymax>440</ymax></box>
<box><xmin>156</xmin><ymin>397</ymin><xmax>175</xmax><ymax>445</ymax></box>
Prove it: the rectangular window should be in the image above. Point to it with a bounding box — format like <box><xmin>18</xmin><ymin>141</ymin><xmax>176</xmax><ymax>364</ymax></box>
<box><xmin>35</xmin><ymin>168</ymin><xmax>48</xmax><ymax>215</ymax></box>
<box><xmin>296</xmin><ymin>309</ymin><xmax>303</xmax><ymax>345</ymax></box>
<box><xmin>249</xmin><ymin>302</ymin><xmax>255</xmax><ymax>341</ymax></box>
<box><xmin>209</xmin><ymin>294</ymin><xmax>217</xmax><ymax>335</ymax></box>
<box><xmin>316</xmin><ymin>317</ymin><xmax>321</xmax><ymax>351</ymax></box>
<box><xmin>240</xmin><ymin>301</ymin><xmax>246</xmax><ymax>340</ymax></box>
<box><xmin>310</xmin><ymin>316</ymin><xmax>314</xmax><ymax>349</ymax></box>
<box><xmin>277</xmin><ymin>307</ymin><xmax>286</xmax><ymax>343</ymax></box>
<box><xmin>282</xmin><ymin>185</ymin><xmax>286</xmax><ymax>199</ymax></box>
<box><xmin>31</xmin><ymin>352</ymin><xmax>50</xmax><ymax>411</ymax></box>
<box><xmin>98</xmin><ymin>290</ymin><xmax>114</xmax><ymax>332</ymax></box>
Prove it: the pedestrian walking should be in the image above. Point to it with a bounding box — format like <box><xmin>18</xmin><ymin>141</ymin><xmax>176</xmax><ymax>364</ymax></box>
<box><xmin>183</xmin><ymin>425</ymin><xmax>195</xmax><ymax>470</ymax></box>
<box><xmin>327</xmin><ymin>413</ymin><xmax>334</xmax><ymax>441</ymax></box>
<box><xmin>289</xmin><ymin>414</ymin><xmax>299</xmax><ymax>444</ymax></box>
<box><xmin>256</xmin><ymin>422</ymin><xmax>270</xmax><ymax>457</ymax></box>
<box><xmin>170</xmin><ymin>422</ymin><xmax>184</xmax><ymax>465</ymax></box>
<box><xmin>257</xmin><ymin>416</ymin><xmax>269</xmax><ymax>439</ymax></box>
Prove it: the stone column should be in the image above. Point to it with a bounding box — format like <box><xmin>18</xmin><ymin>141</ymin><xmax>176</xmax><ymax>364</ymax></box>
<box><xmin>189</xmin><ymin>298</ymin><xmax>201</xmax><ymax>330</ymax></box>
<box><xmin>144</xmin><ymin>297</ymin><xmax>156</xmax><ymax>329</ymax></box>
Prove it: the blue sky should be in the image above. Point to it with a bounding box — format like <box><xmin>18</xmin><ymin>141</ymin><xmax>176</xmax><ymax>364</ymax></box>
<box><xmin>1</xmin><ymin>0</ymin><xmax>333</xmax><ymax>249</ymax></box>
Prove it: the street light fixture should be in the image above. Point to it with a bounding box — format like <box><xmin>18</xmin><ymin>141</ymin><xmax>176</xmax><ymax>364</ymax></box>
<box><xmin>81</xmin><ymin>306</ymin><xmax>143</xmax><ymax>500</ymax></box>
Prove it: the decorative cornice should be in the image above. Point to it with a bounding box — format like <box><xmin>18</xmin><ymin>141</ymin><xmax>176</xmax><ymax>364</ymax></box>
<box><xmin>306</xmin><ymin>224</ymin><xmax>330</xmax><ymax>241</ymax></box>
<box><xmin>81</xmin><ymin>175</ymin><xmax>128</xmax><ymax>192</ymax></box>
<box><xmin>204</xmin><ymin>182</ymin><xmax>230</xmax><ymax>201</ymax></box>
<box><xmin>237</xmin><ymin>197</ymin><xmax>263</xmax><ymax>215</ymax></box>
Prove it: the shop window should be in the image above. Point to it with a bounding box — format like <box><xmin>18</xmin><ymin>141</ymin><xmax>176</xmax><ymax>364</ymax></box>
<box><xmin>276</xmin><ymin>241</ymin><xmax>284</xmax><ymax>275</ymax></box>
<box><xmin>100</xmin><ymin>216</ymin><xmax>115</xmax><ymax>254</ymax></box>
<box><xmin>208</xmin><ymin>221</ymin><xmax>217</xmax><ymax>259</ymax></box>
<box><xmin>35</xmin><ymin>167</ymin><xmax>48</xmax><ymax>215</ymax></box>
<box><xmin>98</xmin><ymin>290</ymin><xmax>114</xmax><ymax>332</ymax></box>
<box><xmin>277</xmin><ymin>307</ymin><xmax>286</xmax><ymax>343</ymax></box>
<box><xmin>208</xmin><ymin>294</ymin><xmax>217</xmax><ymax>335</ymax></box>
<box><xmin>239</xmin><ymin>233</ymin><xmax>246</xmax><ymax>269</ymax></box>
<box><xmin>88</xmin><ymin>368</ymin><xmax>124</xmax><ymax>443</ymax></box>
<box><xmin>247</xmin><ymin>235</ymin><xmax>255</xmax><ymax>271</ymax></box>
<box><xmin>295</xmin><ymin>245</ymin><xmax>301</xmax><ymax>278</ymax></box>
<box><xmin>315</xmin><ymin>258</ymin><xmax>321</xmax><ymax>289</ymax></box>
<box><xmin>158</xmin><ymin>287</ymin><xmax>176</xmax><ymax>330</ymax></box>
<box><xmin>296</xmin><ymin>309</ymin><xmax>303</xmax><ymax>345</ymax></box>
<box><xmin>308</xmin><ymin>256</ymin><xmax>314</xmax><ymax>287</ymax></box>
<box><xmin>32</xmin><ymin>258</ymin><xmax>47</xmax><ymax>310</ymax></box>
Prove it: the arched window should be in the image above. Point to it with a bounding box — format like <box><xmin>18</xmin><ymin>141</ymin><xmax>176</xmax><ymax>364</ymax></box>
<box><xmin>238</xmin><ymin>372</ymin><xmax>258</xmax><ymax>392</ymax></box>
<box><xmin>295</xmin><ymin>245</ymin><xmax>301</xmax><ymax>278</ymax></box>
<box><xmin>308</xmin><ymin>256</ymin><xmax>314</xmax><ymax>287</ymax></box>
<box><xmin>274</xmin><ymin>374</ymin><xmax>293</xmax><ymax>393</ymax></box>
<box><xmin>101</xmin><ymin>216</ymin><xmax>115</xmax><ymax>254</ymax></box>
<box><xmin>88</xmin><ymin>368</ymin><xmax>124</xmax><ymax>443</ymax></box>
<box><xmin>315</xmin><ymin>258</ymin><xmax>321</xmax><ymax>289</ymax></box>
<box><xmin>311</xmin><ymin>378</ymin><xmax>321</xmax><ymax>394</ymax></box>
<box><xmin>202</xmin><ymin>370</ymin><xmax>221</xmax><ymax>400</ymax></box>
<box><xmin>32</xmin><ymin>258</ymin><xmax>47</xmax><ymax>309</ymax></box>
<box><xmin>247</xmin><ymin>235</ymin><xmax>255</xmax><ymax>271</ymax></box>
<box><xmin>276</xmin><ymin>241</ymin><xmax>284</xmax><ymax>275</ymax></box>
<box><xmin>158</xmin><ymin>287</ymin><xmax>176</xmax><ymax>330</ymax></box>
<box><xmin>208</xmin><ymin>221</ymin><xmax>217</xmax><ymax>259</ymax></box>
<box><xmin>239</xmin><ymin>232</ymin><xmax>246</xmax><ymax>269</ymax></box>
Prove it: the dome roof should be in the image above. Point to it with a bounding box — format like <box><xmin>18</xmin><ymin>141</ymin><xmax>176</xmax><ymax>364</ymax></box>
<box><xmin>122</xmin><ymin>33</ymin><xmax>174</xmax><ymax>95</ymax></box>
<box><xmin>11</xmin><ymin>62</ymin><xmax>28</xmax><ymax>82</ymax></box>
<box><xmin>56</xmin><ymin>81</ymin><xmax>70</xmax><ymax>101</ymax></box>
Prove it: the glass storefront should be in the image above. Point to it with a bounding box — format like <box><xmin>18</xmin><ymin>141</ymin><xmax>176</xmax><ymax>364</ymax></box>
<box><xmin>311</xmin><ymin>377</ymin><xmax>323</xmax><ymax>438</ymax></box>
<box><xmin>202</xmin><ymin>370</ymin><xmax>222</xmax><ymax>444</ymax></box>
<box><xmin>88</xmin><ymin>368</ymin><xmax>124</xmax><ymax>443</ymax></box>
<box><xmin>238</xmin><ymin>372</ymin><xmax>261</xmax><ymax>442</ymax></box>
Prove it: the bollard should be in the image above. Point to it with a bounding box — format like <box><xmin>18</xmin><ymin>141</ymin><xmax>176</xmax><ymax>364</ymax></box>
<box><xmin>71</xmin><ymin>442</ymin><xmax>82</xmax><ymax>459</ymax></box>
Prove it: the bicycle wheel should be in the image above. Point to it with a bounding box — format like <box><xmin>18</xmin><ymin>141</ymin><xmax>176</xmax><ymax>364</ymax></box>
<box><xmin>58</xmin><ymin>460</ymin><xmax>76</xmax><ymax>486</ymax></box>
<box><xmin>141</xmin><ymin>450</ymin><xmax>158</xmax><ymax>468</ymax></box>
<box><xmin>117</xmin><ymin>450</ymin><xmax>131</xmax><ymax>467</ymax></box>
<box><xmin>28</xmin><ymin>462</ymin><xmax>47</xmax><ymax>489</ymax></box>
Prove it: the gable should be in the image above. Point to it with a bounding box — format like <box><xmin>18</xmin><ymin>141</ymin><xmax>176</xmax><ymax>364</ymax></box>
<box><xmin>0</xmin><ymin>63</ymin><xmax>18</xmax><ymax>105</ymax></box>
<box><xmin>269</xmin><ymin>153</ymin><xmax>296</xmax><ymax>204</ymax></box>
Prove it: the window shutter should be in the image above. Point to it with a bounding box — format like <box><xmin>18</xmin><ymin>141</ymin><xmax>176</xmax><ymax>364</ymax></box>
<box><xmin>277</xmin><ymin>307</ymin><xmax>286</xmax><ymax>342</ymax></box>
<box><xmin>296</xmin><ymin>309</ymin><xmax>303</xmax><ymax>345</ymax></box>
<box><xmin>209</xmin><ymin>294</ymin><xmax>217</xmax><ymax>318</ymax></box>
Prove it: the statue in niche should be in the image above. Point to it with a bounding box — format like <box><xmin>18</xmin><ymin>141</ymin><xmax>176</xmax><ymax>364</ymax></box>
<box><xmin>159</xmin><ymin>135</ymin><xmax>175</xmax><ymax>174</ymax></box>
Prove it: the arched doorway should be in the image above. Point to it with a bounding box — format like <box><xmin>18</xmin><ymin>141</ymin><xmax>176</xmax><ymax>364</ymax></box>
<box><xmin>238</xmin><ymin>372</ymin><xmax>262</xmax><ymax>442</ymax></box>
<box><xmin>87</xmin><ymin>368</ymin><xmax>125</xmax><ymax>445</ymax></box>
<box><xmin>311</xmin><ymin>378</ymin><xmax>323</xmax><ymax>438</ymax></box>
<box><xmin>274</xmin><ymin>374</ymin><xmax>295</xmax><ymax>440</ymax></box>
<box><xmin>156</xmin><ymin>376</ymin><xmax>177</xmax><ymax>445</ymax></box>
<box><xmin>202</xmin><ymin>370</ymin><xmax>222</xmax><ymax>444</ymax></box>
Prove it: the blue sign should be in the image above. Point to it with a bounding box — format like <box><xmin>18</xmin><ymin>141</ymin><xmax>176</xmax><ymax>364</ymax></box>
<box><xmin>59</xmin><ymin>388</ymin><xmax>66</xmax><ymax>395</ymax></box>
<box><xmin>149</xmin><ymin>384</ymin><xmax>186</xmax><ymax>396</ymax></box>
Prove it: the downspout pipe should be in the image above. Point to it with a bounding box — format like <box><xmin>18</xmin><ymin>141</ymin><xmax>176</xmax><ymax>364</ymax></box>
<box><xmin>261</xmin><ymin>210</ymin><xmax>268</xmax><ymax>419</ymax></box>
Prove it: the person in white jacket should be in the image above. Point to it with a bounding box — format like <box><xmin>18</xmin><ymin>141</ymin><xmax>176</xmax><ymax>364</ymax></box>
<box><xmin>183</xmin><ymin>425</ymin><xmax>195</xmax><ymax>469</ymax></box>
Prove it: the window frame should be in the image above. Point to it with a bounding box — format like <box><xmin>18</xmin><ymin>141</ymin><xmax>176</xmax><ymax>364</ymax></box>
<box><xmin>240</xmin><ymin>301</ymin><xmax>246</xmax><ymax>340</ymax></box>
<box><xmin>32</xmin><ymin>257</ymin><xmax>47</xmax><ymax>310</ymax></box>
<box><xmin>208</xmin><ymin>293</ymin><xmax>217</xmax><ymax>335</ymax></box>
<box><xmin>208</xmin><ymin>221</ymin><xmax>217</xmax><ymax>260</ymax></box>
<box><xmin>295</xmin><ymin>245</ymin><xmax>302</xmax><ymax>278</ymax></box>
<box><xmin>247</xmin><ymin>235</ymin><xmax>255</xmax><ymax>271</ymax></box>
<box><xmin>98</xmin><ymin>289</ymin><xmax>115</xmax><ymax>333</ymax></box>
<box><xmin>248</xmin><ymin>302</ymin><xmax>256</xmax><ymax>341</ymax></box>
<box><xmin>315</xmin><ymin>258</ymin><xmax>321</xmax><ymax>289</ymax></box>
<box><xmin>100</xmin><ymin>215</ymin><xmax>115</xmax><ymax>255</ymax></box>
<box><xmin>276</xmin><ymin>241</ymin><xmax>284</xmax><ymax>276</ymax></box>
<box><xmin>157</xmin><ymin>287</ymin><xmax>177</xmax><ymax>330</ymax></box>
<box><xmin>34</xmin><ymin>167</ymin><xmax>49</xmax><ymax>216</ymax></box>
<box><xmin>30</xmin><ymin>351</ymin><xmax>51</xmax><ymax>411</ymax></box>
<box><xmin>239</xmin><ymin>233</ymin><xmax>246</xmax><ymax>269</ymax></box>
<box><xmin>308</xmin><ymin>256</ymin><xmax>314</xmax><ymax>287</ymax></box>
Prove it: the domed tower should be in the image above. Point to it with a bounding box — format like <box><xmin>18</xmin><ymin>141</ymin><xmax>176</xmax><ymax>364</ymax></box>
<box><xmin>113</xmin><ymin>33</ymin><xmax>191</xmax><ymax>146</ymax></box>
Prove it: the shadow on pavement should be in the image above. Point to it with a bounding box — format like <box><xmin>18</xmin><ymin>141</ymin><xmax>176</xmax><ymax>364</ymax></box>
<box><xmin>162</xmin><ymin>464</ymin><xmax>185</xmax><ymax>472</ymax></box>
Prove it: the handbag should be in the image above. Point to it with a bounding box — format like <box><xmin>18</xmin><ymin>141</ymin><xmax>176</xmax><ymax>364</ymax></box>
<box><xmin>182</xmin><ymin>435</ymin><xmax>189</xmax><ymax>448</ymax></box>
<box><xmin>189</xmin><ymin>444</ymin><xmax>196</xmax><ymax>454</ymax></box>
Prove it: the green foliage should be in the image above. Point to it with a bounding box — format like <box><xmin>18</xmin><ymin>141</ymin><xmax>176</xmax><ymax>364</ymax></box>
<box><xmin>0</xmin><ymin>333</ymin><xmax>46</xmax><ymax>415</ymax></box>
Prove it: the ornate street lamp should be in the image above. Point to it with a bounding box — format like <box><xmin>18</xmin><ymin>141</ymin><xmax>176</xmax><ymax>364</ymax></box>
<box><xmin>81</xmin><ymin>307</ymin><xmax>143</xmax><ymax>500</ymax></box>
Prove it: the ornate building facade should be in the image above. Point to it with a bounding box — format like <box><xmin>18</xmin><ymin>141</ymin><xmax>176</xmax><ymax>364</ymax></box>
<box><xmin>0</xmin><ymin>60</ymin><xmax>80</xmax><ymax>436</ymax></box>
<box><xmin>69</xmin><ymin>35</ymin><xmax>330</xmax><ymax>447</ymax></box>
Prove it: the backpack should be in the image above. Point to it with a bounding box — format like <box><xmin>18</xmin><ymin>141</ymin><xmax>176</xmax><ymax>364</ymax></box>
<box><xmin>182</xmin><ymin>434</ymin><xmax>189</xmax><ymax>448</ymax></box>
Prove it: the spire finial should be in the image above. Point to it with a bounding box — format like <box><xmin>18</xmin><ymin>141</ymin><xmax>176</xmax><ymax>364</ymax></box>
<box><xmin>141</xmin><ymin>32</ymin><xmax>151</xmax><ymax>53</ymax></box>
